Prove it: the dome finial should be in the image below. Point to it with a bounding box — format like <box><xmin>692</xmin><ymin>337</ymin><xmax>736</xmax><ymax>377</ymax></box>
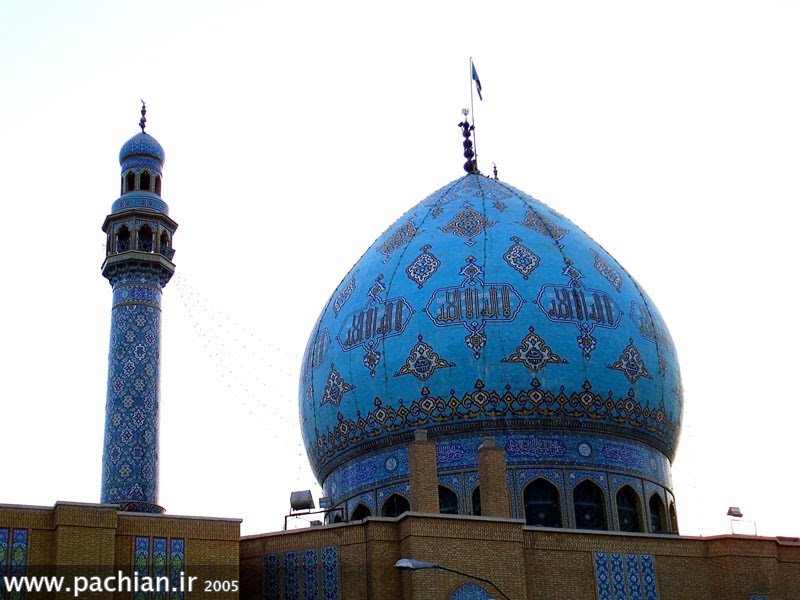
<box><xmin>458</xmin><ymin>109</ymin><xmax>479</xmax><ymax>174</ymax></box>
<box><xmin>139</xmin><ymin>100</ymin><xmax>147</xmax><ymax>133</ymax></box>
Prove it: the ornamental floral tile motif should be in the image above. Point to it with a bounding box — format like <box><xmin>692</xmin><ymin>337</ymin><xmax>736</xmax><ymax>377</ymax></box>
<box><xmin>503</xmin><ymin>237</ymin><xmax>540</xmax><ymax>279</ymax></box>
<box><xmin>609</xmin><ymin>339</ymin><xmax>652</xmax><ymax>383</ymax></box>
<box><xmin>321</xmin><ymin>365</ymin><xmax>354</xmax><ymax>408</ymax></box>
<box><xmin>394</xmin><ymin>335</ymin><xmax>455</xmax><ymax>381</ymax></box>
<box><xmin>405</xmin><ymin>244</ymin><xmax>441</xmax><ymax>288</ymax></box>
<box><xmin>440</xmin><ymin>205</ymin><xmax>496</xmax><ymax>246</ymax></box>
<box><xmin>501</xmin><ymin>326</ymin><xmax>567</xmax><ymax>373</ymax></box>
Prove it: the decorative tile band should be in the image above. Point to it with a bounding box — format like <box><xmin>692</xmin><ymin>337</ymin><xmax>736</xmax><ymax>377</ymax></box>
<box><xmin>132</xmin><ymin>537</ymin><xmax>184</xmax><ymax>600</ymax></box>
<box><xmin>264</xmin><ymin>547</ymin><xmax>339</xmax><ymax>600</ymax></box>
<box><xmin>594</xmin><ymin>553</ymin><xmax>657</xmax><ymax>600</ymax></box>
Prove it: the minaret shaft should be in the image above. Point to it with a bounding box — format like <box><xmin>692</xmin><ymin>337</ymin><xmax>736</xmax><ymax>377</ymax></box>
<box><xmin>100</xmin><ymin>276</ymin><xmax>164</xmax><ymax>513</ymax></box>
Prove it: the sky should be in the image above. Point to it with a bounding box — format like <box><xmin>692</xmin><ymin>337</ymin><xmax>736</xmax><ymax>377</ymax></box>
<box><xmin>1</xmin><ymin>0</ymin><xmax>799</xmax><ymax>538</ymax></box>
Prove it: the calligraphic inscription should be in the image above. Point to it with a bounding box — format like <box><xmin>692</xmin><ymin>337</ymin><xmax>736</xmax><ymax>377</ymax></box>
<box><xmin>376</xmin><ymin>221</ymin><xmax>417</xmax><ymax>263</ymax></box>
<box><xmin>436</xmin><ymin>444</ymin><xmax>465</xmax><ymax>465</ymax></box>
<box><xmin>536</xmin><ymin>283</ymin><xmax>622</xmax><ymax>359</ymax></box>
<box><xmin>602</xmin><ymin>444</ymin><xmax>643</xmax><ymax>468</ymax></box>
<box><xmin>333</xmin><ymin>277</ymin><xmax>356</xmax><ymax>315</ymax></box>
<box><xmin>302</xmin><ymin>327</ymin><xmax>331</xmax><ymax>404</ymax></box>
<box><xmin>591</xmin><ymin>249</ymin><xmax>623</xmax><ymax>291</ymax></box>
<box><xmin>506</xmin><ymin>437</ymin><xmax>567</xmax><ymax>459</ymax></box>
<box><xmin>425</xmin><ymin>257</ymin><xmax>524</xmax><ymax>357</ymax></box>
<box><xmin>522</xmin><ymin>208</ymin><xmax>568</xmax><ymax>241</ymax></box>
<box><xmin>630</xmin><ymin>301</ymin><xmax>675</xmax><ymax>354</ymax></box>
<box><xmin>337</xmin><ymin>275</ymin><xmax>414</xmax><ymax>376</ymax></box>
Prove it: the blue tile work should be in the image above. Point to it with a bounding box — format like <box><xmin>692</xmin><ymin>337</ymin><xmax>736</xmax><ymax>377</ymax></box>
<box><xmin>2</xmin><ymin>529</ymin><xmax>28</xmax><ymax>600</ymax></box>
<box><xmin>131</xmin><ymin>536</ymin><xmax>183</xmax><ymax>600</ymax></box>
<box><xmin>152</xmin><ymin>537</ymin><xmax>167</xmax><ymax>600</ymax></box>
<box><xmin>0</xmin><ymin>528</ymin><xmax>8</xmax><ymax>600</ymax></box>
<box><xmin>169</xmin><ymin>538</ymin><xmax>185</xmax><ymax>600</ymax></box>
<box><xmin>321</xmin><ymin>547</ymin><xmax>339</xmax><ymax>600</ymax></box>
<box><xmin>376</xmin><ymin>482</ymin><xmax>411</xmax><ymax>513</ymax></box>
<box><xmin>101</xmin><ymin>278</ymin><xmax>164</xmax><ymax>512</ymax></box>
<box><xmin>324</xmin><ymin>446</ymin><xmax>409</xmax><ymax>501</ymax></box>
<box><xmin>264</xmin><ymin>547</ymin><xmax>339</xmax><ymax>600</ymax></box>
<box><xmin>641</xmin><ymin>555</ymin><xmax>657</xmax><ymax>600</ymax></box>
<box><xmin>301</xmin><ymin>174</ymin><xmax>683</xmax><ymax>499</ymax></box>
<box><xmin>133</xmin><ymin>536</ymin><xmax>150</xmax><ymax>600</ymax></box>
<box><xmin>264</xmin><ymin>555</ymin><xmax>280</xmax><ymax>600</ymax></box>
<box><xmin>323</xmin><ymin>428</ymin><xmax>673</xmax><ymax>529</ymax></box>
<box><xmin>284</xmin><ymin>552</ymin><xmax>299</xmax><ymax>600</ymax></box>
<box><xmin>594</xmin><ymin>553</ymin><xmax>612</xmax><ymax>600</ymax></box>
<box><xmin>302</xmin><ymin>550</ymin><xmax>318</xmax><ymax>600</ymax></box>
<box><xmin>438</xmin><ymin>473</ymin><xmax>462</xmax><ymax>498</ymax></box>
<box><xmin>610</xmin><ymin>554</ymin><xmax>626</xmax><ymax>600</ymax></box>
<box><xmin>626</xmin><ymin>554</ymin><xmax>642</xmax><ymax>600</ymax></box>
<box><xmin>595</xmin><ymin>553</ymin><xmax>658</xmax><ymax>600</ymax></box>
<box><xmin>450</xmin><ymin>582</ymin><xmax>493</xmax><ymax>599</ymax></box>
<box><xmin>346</xmin><ymin>492</ymin><xmax>375</xmax><ymax>520</ymax></box>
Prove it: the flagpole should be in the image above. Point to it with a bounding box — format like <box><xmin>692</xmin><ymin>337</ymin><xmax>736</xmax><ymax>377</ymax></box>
<box><xmin>469</xmin><ymin>57</ymin><xmax>478</xmax><ymax>172</ymax></box>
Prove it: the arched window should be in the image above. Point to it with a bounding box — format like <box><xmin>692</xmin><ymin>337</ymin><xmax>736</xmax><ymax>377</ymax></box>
<box><xmin>125</xmin><ymin>172</ymin><xmax>135</xmax><ymax>192</ymax></box>
<box><xmin>524</xmin><ymin>478</ymin><xmax>562</xmax><ymax>527</ymax></box>
<box><xmin>155</xmin><ymin>175</ymin><xmax>161</xmax><ymax>196</ymax></box>
<box><xmin>381</xmin><ymin>493</ymin><xmax>409</xmax><ymax>518</ymax></box>
<box><xmin>120</xmin><ymin>177</ymin><xmax>124</xmax><ymax>196</ymax></box>
<box><xmin>351</xmin><ymin>503</ymin><xmax>372</xmax><ymax>521</ymax></box>
<box><xmin>140</xmin><ymin>171</ymin><xmax>151</xmax><ymax>192</ymax></box>
<box><xmin>616</xmin><ymin>486</ymin><xmax>642</xmax><ymax>532</ymax></box>
<box><xmin>159</xmin><ymin>231</ymin><xmax>170</xmax><ymax>256</ymax></box>
<box><xmin>573</xmin><ymin>480</ymin><xmax>607</xmax><ymax>530</ymax></box>
<box><xmin>116</xmin><ymin>225</ymin><xmax>130</xmax><ymax>253</ymax></box>
<box><xmin>471</xmin><ymin>487</ymin><xmax>481</xmax><ymax>516</ymax></box>
<box><xmin>669</xmin><ymin>501</ymin><xmax>678</xmax><ymax>533</ymax></box>
<box><xmin>332</xmin><ymin>514</ymin><xmax>343</xmax><ymax>523</ymax></box>
<box><xmin>438</xmin><ymin>486</ymin><xmax>458</xmax><ymax>515</ymax></box>
<box><xmin>649</xmin><ymin>493</ymin><xmax>667</xmax><ymax>533</ymax></box>
<box><xmin>137</xmin><ymin>224</ymin><xmax>154</xmax><ymax>252</ymax></box>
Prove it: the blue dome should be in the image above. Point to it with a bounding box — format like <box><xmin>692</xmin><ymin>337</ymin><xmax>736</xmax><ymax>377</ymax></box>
<box><xmin>300</xmin><ymin>173</ymin><xmax>683</xmax><ymax>512</ymax></box>
<box><xmin>119</xmin><ymin>132</ymin><xmax>165</xmax><ymax>164</ymax></box>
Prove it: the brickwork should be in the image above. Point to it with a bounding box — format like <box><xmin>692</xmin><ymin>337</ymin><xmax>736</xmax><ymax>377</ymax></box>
<box><xmin>241</xmin><ymin>513</ymin><xmax>800</xmax><ymax>600</ymax></box>
<box><xmin>0</xmin><ymin>501</ymin><xmax>240</xmax><ymax>599</ymax></box>
<box><xmin>476</xmin><ymin>437</ymin><xmax>511</xmax><ymax>518</ymax></box>
<box><xmin>3</xmin><ymin>502</ymin><xmax>799</xmax><ymax>599</ymax></box>
<box><xmin>408</xmin><ymin>431</ymin><xmax>439</xmax><ymax>513</ymax></box>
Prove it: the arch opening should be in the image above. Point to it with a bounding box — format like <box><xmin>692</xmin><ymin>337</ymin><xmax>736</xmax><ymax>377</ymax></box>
<box><xmin>616</xmin><ymin>485</ymin><xmax>643</xmax><ymax>532</ymax></box>
<box><xmin>573</xmin><ymin>480</ymin><xmax>607</xmax><ymax>530</ymax></box>
<box><xmin>381</xmin><ymin>493</ymin><xmax>409</xmax><ymax>518</ymax></box>
<box><xmin>524</xmin><ymin>478</ymin><xmax>562</xmax><ymax>527</ymax></box>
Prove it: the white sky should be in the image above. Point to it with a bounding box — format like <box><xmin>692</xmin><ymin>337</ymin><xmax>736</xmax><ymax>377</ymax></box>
<box><xmin>1</xmin><ymin>0</ymin><xmax>798</xmax><ymax>538</ymax></box>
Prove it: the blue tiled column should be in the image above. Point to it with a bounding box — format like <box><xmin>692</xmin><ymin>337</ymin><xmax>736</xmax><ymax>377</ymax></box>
<box><xmin>100</xmin><ymin>275</ymin><xmax>164</xmax><ymax>513</ymax></box>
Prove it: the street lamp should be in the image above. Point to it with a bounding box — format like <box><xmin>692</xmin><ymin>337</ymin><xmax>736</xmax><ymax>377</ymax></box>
<box><xmin>394</xmin><ymin>558</ymin><xmax>511</xmax><ymax>600</ymax></box>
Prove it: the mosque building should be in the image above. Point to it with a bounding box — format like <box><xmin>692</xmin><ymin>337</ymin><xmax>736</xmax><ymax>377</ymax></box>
<box><xmin>1</xmin><ymin>107</ymin><xmax>799</xmax><ymax>599</ymax></box>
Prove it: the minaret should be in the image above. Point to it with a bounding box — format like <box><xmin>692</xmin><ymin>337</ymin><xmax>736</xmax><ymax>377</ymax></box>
<box><xmin>100</xmin><ymin>104</ymin><xmax>177</xmax><ymax>513</ymax></box>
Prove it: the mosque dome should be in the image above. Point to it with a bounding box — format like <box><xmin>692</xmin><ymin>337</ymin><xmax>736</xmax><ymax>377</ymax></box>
<box><xmin>119</xmin><ymin>132</ymin><xmax>165</xmax><ymax>164</ymax></box>
<box><xmin>299</xmin><ymin>171</ymin><xmax>683</xmax><ymax>528</ymax></box>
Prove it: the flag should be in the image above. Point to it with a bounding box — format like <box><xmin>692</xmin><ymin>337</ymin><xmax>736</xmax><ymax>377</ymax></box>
<box><xmin>471</xmin><ymin>62</ymin><xmax>483</xmax><ymax>100</ymax></box>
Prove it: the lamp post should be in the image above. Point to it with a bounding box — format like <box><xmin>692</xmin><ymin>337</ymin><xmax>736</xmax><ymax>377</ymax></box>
<box><xmin>394</xmin><ymin>558</ymin><xmax>511</xmax><ymax>600</ymax></box>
